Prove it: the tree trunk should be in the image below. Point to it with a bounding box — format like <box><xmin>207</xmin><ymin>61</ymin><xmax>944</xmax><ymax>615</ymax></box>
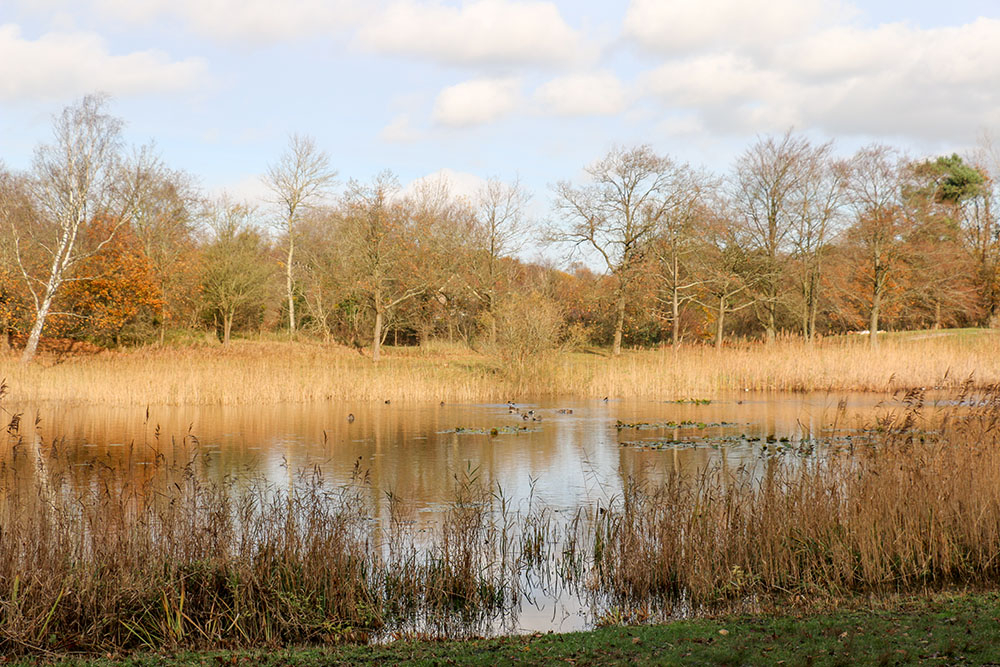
<box><xmin>372</xmin><ymin>305</ymin><xmax>383</xmax><ymax>362</ymax></box>
<box><xmin>21</xmin><ymin>288</ymin><xmax>57</xmax><ymax>364</ymax></box>
<box><xmin>869</xmin><ymin>288</ymin><xmax>880</xmax><ymax>350</ymax></box>
<box><xmin>765</xmin><ymin>300</ymin><xmax>776</xmax><ymax>344</ymax></box>
<box><xmin>933</xmin><ymin>300</ymin><xmax>941</xmax><ymax>330</ymax></box>
<box><xmin>612</xmin><ymin>291</ymin><xmax>626</xmax><ymax>356</ymax></box>
<box><xmin>716</xmin><ymin>295</ymin><xmax>726</xmax><ymax>349</ymax></box>
<box><xmin>223</xmin><ymin>311</ymin><xmax>234</xmax><ymax>345</ymax></box>
<box><xmin>808</xmin><ymin>297</ymin><xmax>818</xmax><ymax>344</ymax></box>
<box><xmin>671</xmin><ymin>258</ymin><xmax>680</xmax><ymax>348</ymax></box>
<box><xmin>801</xmin><ymin>297</ymin><xmax>810</xmax><ymax>342</ymax></box>
<box><xmin>804</xmin><ymin>271</ymin><xmax>818</xmax><ymax>343</ymax></box>
<box><xmin>286</xmin><ymin>234</ymin><xmax>296</xmax><ymax>336</ymax></box>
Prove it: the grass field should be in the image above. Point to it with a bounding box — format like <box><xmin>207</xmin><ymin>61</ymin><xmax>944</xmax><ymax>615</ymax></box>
<box><xmin>19</xmin><ymin>592</ymin><xmax>1000</xmax><ymax>666</ymax></box>
<box><xmin>0</xmin><ymin>328</ymin><xmax>997</xmax><ymax>405</ymax></box>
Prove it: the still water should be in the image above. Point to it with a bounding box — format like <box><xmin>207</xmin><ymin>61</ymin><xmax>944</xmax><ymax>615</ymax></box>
<box><xmin>4</xmin><ymin>391</ymin><xmax>923</xmax><ymax>633</ymax></box>
<box><xmin>13</xmin><ymin>392</ymin><xmax>900</xmax><ymax>512</ymax></box>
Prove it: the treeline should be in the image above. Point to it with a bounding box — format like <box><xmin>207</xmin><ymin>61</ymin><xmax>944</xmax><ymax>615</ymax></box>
<box><xmin>1</xmin><ymin>95</ymin><xmax>998</xmax><ymax>362</ymax></box>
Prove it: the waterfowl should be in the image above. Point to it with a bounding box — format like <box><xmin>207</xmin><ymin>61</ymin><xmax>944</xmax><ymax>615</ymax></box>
<box><xmin>347</xmin><ymin>413</ymin><xmax>355</xmax><ymax>423</ymax></box>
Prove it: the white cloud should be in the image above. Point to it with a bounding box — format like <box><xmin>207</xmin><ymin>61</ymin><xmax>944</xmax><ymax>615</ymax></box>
<box><xmin>403</xmin><ymin>168</ymin><xmax>487</xmax><ymax>202</ymax></box>
<box><xmin>624</xmin><ymin>0</ymin><xmax>853</xmax><ymax>54</ymax></box>
<box><xmin>211</xmin><ymin>173</ymin><xmax>271</xmax><ymax>206</ymax></box>
<box><xmin>0</xmin><ymin>24</ymin><xmax>208</xmax><ymax>102</ymax></box>
<box><xmin>379</xmin><ymin>113</ymin><xmax>422</xmax><ymax>143</ymax></box>
<box><xmin>360</xmin><ymin>0</ymin><xmax>590</xmax><ymax>66</ymax></box>
<box><xmin>534</xmin><ymin>71</ymin><xmax>626</xmax><ymax>116</ymax></box>
<box><xmin>38</xmin><ymin>0</ymin><xmax>362</xmax><ymax>45</ymax></box>
<box><xmin>432</xmin><ymin>77</ymin><xmax>521</xmax><ymax>127</ymax></box>
<box><xmin>636</xmin><ymin>14</ymin><xmax>1000</xmax><ymax>143</ymax></box>
<box><xmin>642</xmin><ymin>54</ymin><xmax>785</xmax><ymax>107</ymax></box>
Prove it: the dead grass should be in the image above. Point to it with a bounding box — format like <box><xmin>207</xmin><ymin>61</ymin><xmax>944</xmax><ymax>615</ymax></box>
<box><xmin>0</xmin><ymin>331</ymin><xmax>998</xmax><ymax>405</ymax></box>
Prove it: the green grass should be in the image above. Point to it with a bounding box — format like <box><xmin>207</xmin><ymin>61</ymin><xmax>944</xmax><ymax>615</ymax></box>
<box><xmin>25</xmin><ymin>592</ymin><xmax>1000</xmax><ymax>666</ymax></box>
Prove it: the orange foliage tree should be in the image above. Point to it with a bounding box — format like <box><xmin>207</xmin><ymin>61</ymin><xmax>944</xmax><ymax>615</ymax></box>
<box><xmin>62</xmin><ymin>219</ymin><xmax>163</xmax><ymax>346</ymax></box>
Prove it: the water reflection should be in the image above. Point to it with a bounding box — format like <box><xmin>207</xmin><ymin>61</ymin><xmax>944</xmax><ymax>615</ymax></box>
<box><xmin>9</xmin><ymin>391</ymin><xmax>900</xmax><ymax>513</ymax></box>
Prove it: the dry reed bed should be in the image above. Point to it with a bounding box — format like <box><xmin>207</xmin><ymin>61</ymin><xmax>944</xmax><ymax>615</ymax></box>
<box><xmin>2</xmin><ymin>333</ymin><xmax>999</xmax><ymax>405</ymax></box>
<box><xmin>575</xmin><ymin>385</ymin><xmax>1000</xmax><ymax>618</ymax></box>
<box><xmin>578</xmin><ymin>333</ymin><xmax>1000</xmax><ymax>397</ymax></box>
<box><xmin>0</xmin><ymin>443</ymin><xmax>526</xmax><ymax>654</ymax></box>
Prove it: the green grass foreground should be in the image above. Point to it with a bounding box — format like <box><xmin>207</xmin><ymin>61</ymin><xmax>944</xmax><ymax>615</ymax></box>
<box><xmin>23</xmin><ymin>593</ymin><xmax>1000</xmax><ymax>666</ymax></box>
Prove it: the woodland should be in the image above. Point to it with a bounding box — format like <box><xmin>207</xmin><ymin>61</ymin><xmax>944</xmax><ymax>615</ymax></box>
<box><xmin>2</xmin><ymin>94</ymin><xmax>998</xmax><ymax>363</ymax></box>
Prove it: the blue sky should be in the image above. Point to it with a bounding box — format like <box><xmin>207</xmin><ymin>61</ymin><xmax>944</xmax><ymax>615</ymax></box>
<box><xmin>2</xmin><ymin>0</ymin><xmax>999</xmax><ymax>213</ymax></box>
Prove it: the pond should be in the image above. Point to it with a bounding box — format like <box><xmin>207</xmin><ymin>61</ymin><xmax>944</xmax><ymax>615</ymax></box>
<box><xmin>1</xmin><ymin>390</ymin><xmax>931</xmax><ymax>635</ymax></box>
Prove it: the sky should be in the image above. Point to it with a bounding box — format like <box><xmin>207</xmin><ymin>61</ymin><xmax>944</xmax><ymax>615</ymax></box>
<box><xmin>2</xmin><ymin>0</ymin><xmax>999</xmax><ymax>213</ymax></box>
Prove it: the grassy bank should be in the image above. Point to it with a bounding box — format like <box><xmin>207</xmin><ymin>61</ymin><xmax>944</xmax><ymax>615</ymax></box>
<box><xmin>1</xmin><ymin>328</ymin><xmax>999</xmax><ymax>405</ymax></box>
<box><xmin>16</xmin><ymin>593</ymin><xmax>1000</xmax><ymax>665</ymax></box>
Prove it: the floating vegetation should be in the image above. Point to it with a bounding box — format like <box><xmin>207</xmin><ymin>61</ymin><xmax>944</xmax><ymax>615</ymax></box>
<box><xmin>666</xmin><ymin>398</ymin><xmax>713</xmax><ymax>405</ymax></box>
<box><xmin>617</xmin><ymin>432</ymin><xmax>862</xmax><ymax>456</ymax></box>
<box><xmin>441</xmin><ymin>425</ymin><xmax>540</xmax><ymax>435</ymax></box>
<box><xmin>619</xmin><ymin>438</ymin><xmax>730</xmax><ymax>451</ymax></box>
<box><xmin>614</xmin><ymin>419</ymin><xmax>739</xmax><ymax>431</ymax></box>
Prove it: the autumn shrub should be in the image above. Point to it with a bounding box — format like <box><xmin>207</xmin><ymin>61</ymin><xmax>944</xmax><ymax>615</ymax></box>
<box><xmin>487</xmin><ymin>290</ymin><xmax>566</xmax><ymax>388</ymax></box>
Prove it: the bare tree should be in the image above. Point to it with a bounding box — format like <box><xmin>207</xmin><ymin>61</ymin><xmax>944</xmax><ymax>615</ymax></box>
<box><xmin>845</xmin><ymin>144</ymin><xmax>906</xmax><ymax>348</ymax></box>
<box><xmin>341</xmin><ymin>172</ymin><xmax>421</xmax><ymax>362</ymax></box>
<box><xmin>0</xmin><ymin>166</ymin><xmax>32</xmax><ymax>351</ymax></box>
<box><xmin>789</xmin><ymin>144</ymin><xmax>847</xmax><ymax>342</ymax></box>
<box><xmin>966</xmin><ymin>134</ymin><xmax>1000</xmax><ymax>324</ymax></box>
<box><xmin>399</xmin><ymin>176</ymin><xmax>473</xmax><ymax>345</ymax></box>
<box><xmin>693</xmin><ymin>197</ymin><xmax>760</xmax><ymax>348</ymax></box>
<box><xmin>553</xmin><ymin>145</ymin><xmax>687</xmax><ymax>356</ymax></box>
<box><xmin>297</xmin><ymin>208</ymin><xmax>353</xmax><ymax>342</ymax></box>
<box><xmin>12</xmin><ymin>94</ymin><xmax>137</xmax><ymax>363</ymax></box>
<box><xmin>651</xmin><ymin>169</ymin><xmax>712</xmax><ymax>347</ymax></box>
<box><xmin>471</xmin><ymin>177</ymin><xmax>529</xmax><ymax>343</ymax></box>
<box><xmin>124</xmin><ymin>146</ymin><xmax>202</xmax><ymax>342</ymax></box>
<box><xmin>264</xmin><ymin>134</ymin><xmax>336</xmax><ymax>337</ymax></box>
<box><xmin>732</xmin><ymin>131</ymin><xmax>813</xmax><ymax>342</ymax></box>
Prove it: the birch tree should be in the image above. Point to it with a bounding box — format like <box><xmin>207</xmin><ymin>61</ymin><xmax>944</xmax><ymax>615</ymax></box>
<box><xmin>264</xmin><ymin>135</ymin><xmax>336</xmax><ymax>336</ymax></box>
<box><xmin>12</xmin><ymin>94</ymin><xmax>134</xmax><ymax>363</ymax></box>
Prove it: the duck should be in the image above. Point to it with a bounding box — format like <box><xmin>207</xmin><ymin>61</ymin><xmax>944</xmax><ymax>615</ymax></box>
<box><xmin>347</xmin><ymin>413</ymin><xmax>355</xmax><ymax>423</ymax></box>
